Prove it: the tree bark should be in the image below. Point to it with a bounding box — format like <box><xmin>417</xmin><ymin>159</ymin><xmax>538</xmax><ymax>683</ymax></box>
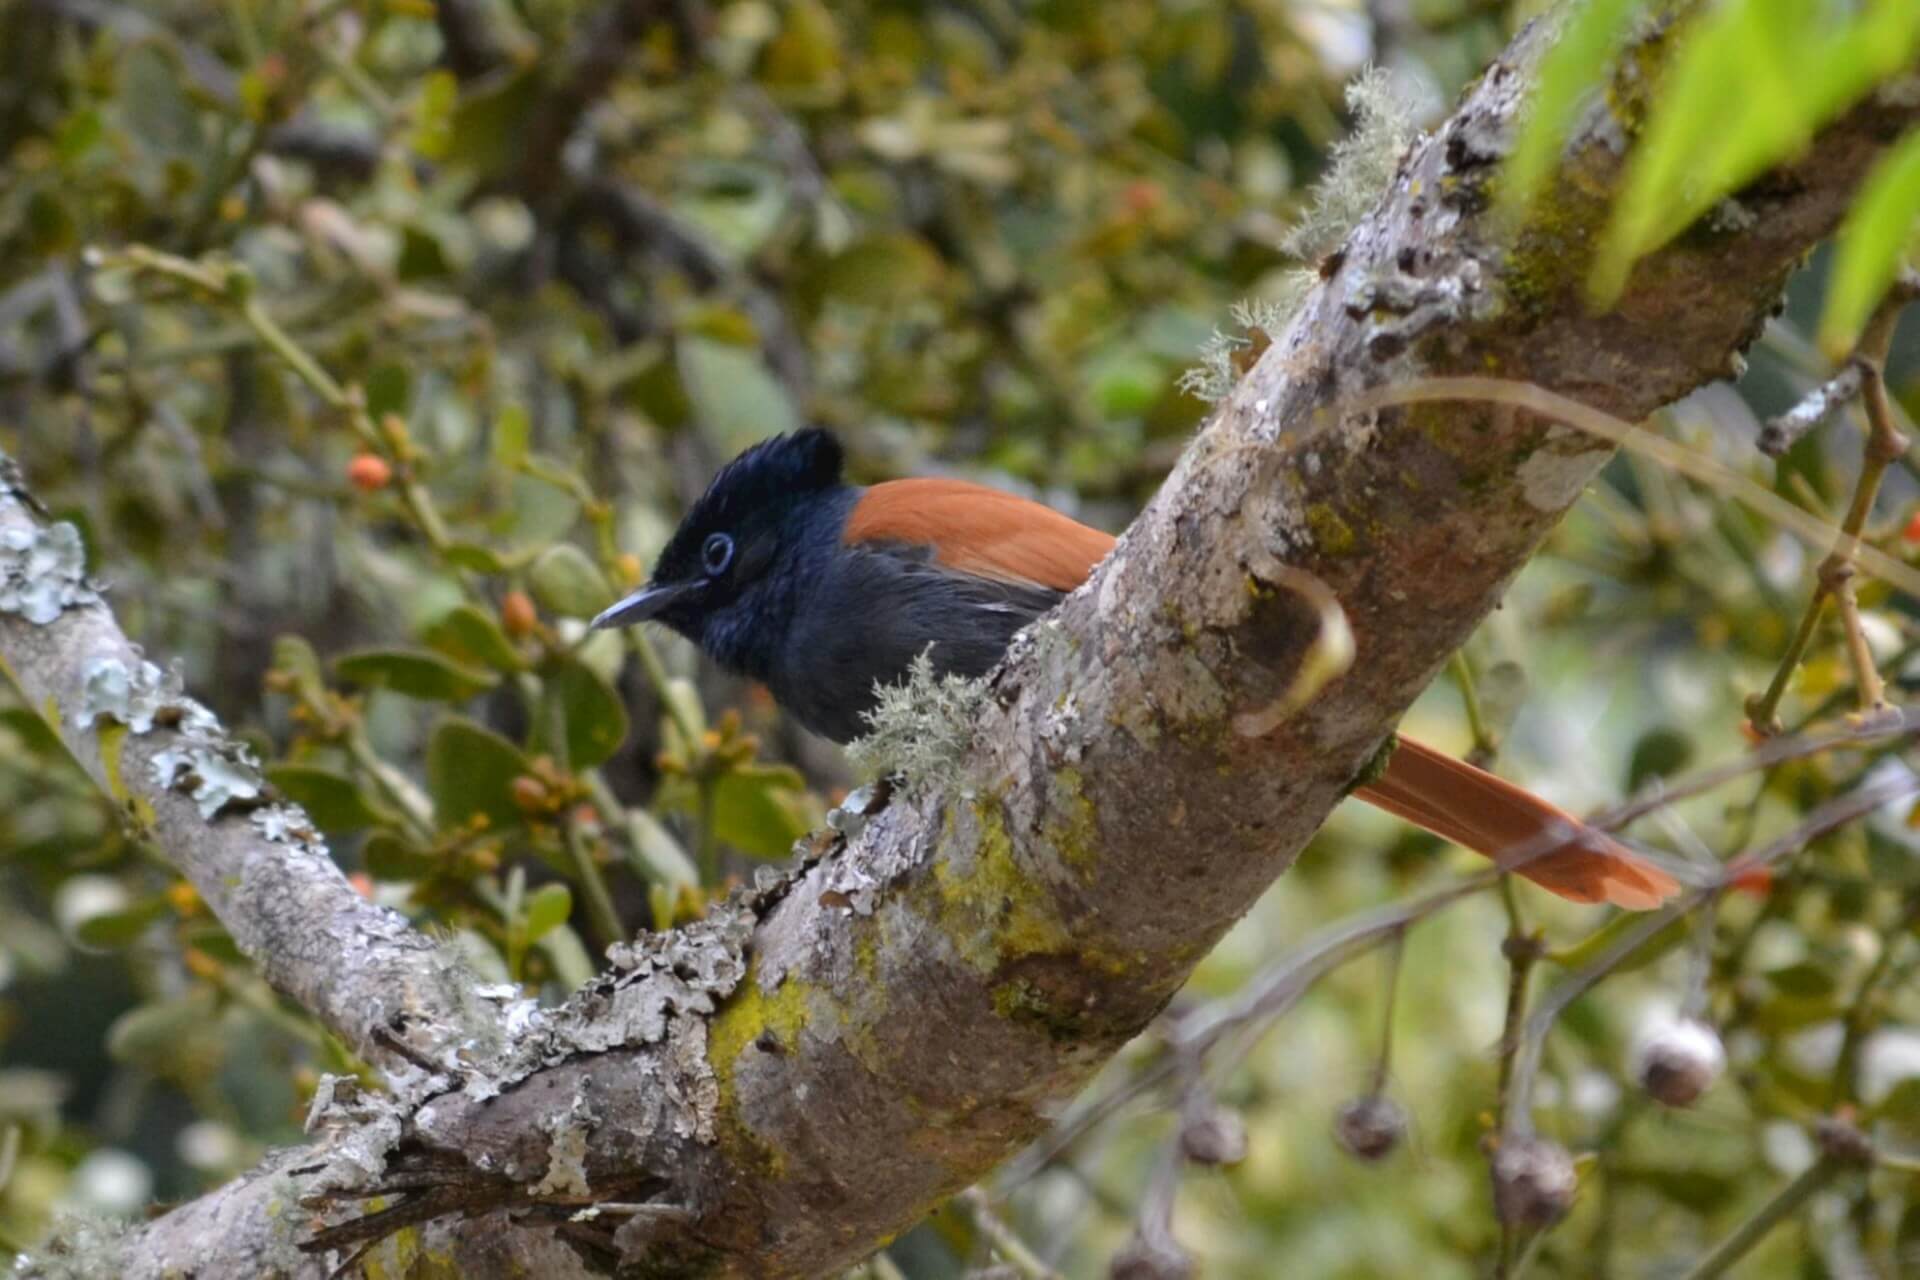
<box><xmin>7</xmin><ymin>9</ymin><xmax>1917</xmax><ymax>1279</ymax></box>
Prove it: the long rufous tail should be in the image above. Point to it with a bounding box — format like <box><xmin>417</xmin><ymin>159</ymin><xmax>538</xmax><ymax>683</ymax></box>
<box><xmin>1354</xmin><ymin>736</ymin><xmax>1679</xmax><ymax>910</ymax></box>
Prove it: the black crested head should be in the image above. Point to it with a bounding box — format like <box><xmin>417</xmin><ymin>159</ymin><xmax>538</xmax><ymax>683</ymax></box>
<box><xmin>671</xmin><ymin>427</ymin><xmax>844</xmax><ymax>549</ymax></box>
<box><xmin>590</xmin><ymin>428</ymin><xmax>851</xmax><ymax>678</ymax></box>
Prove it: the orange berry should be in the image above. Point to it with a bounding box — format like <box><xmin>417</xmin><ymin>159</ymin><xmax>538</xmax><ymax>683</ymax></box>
<box><xmin>1727</xmin><ymin>860</ymin><xmax>1772</xmax><ymax>897</ymax></box>
<box><xmin>1904</xmin><ymin>509</ymin><xmax>1920</xmax><ymax>544</ymax></box>
<box><xmin>616</xmin><ymin>553</ymin><xmax>644</xmax><ymax>587</ymax></box>
<box><xmin>1121</xmin><ymin>179</ymin><xmax>1162</xmax><ymax>216</ymax></box>
<box><xmin>501</xmin><ymin>590</ymin><xmax>537</xmax><ymax>637</ymax></box>
<box><xmin>348</xmin><ymin>872</ymin><xmax>375</xmax><ymax>900</ymax></box>
<box><xmin>346</xmin><ymin>453</ymin><xmax>392</xmax><ymax>492</ymax></box>
<box><xmin>510</xmin><ymin>775</ymin><xmax>549</xmax><ymax>813</ymax></box>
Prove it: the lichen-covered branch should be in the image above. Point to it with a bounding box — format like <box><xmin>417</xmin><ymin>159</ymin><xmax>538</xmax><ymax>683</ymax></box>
<box><xmin>0</xmin><ymin>459</ymin><xmax>490</xmax><ymax>1080</ymax></box>
<box><xmin>19</xmin><ymin>9</ymin><xmax>1920</xmax><ymax>1279</ymax></box>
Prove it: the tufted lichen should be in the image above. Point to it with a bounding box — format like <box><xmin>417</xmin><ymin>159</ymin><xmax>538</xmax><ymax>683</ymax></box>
<box><xmin>846</xmin><ymin>651</ymin><xmax>991</xmax><ymax>799</ymax></box>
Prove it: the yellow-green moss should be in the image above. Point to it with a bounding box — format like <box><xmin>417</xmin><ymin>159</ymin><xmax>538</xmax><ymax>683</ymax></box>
<box><xmin>1045</xmin><ymin>768</ymin><xmax>1101</xmax><ymax>878</ymax></box>
<box><xmin>932</xmin><ymin>799</ymin><xmax>1073</xmax><ymax>969</ymax></box>
<box><xmin>708</xmin><ymin>962</ymin><xmax>813</xmax><ymax>1071</ymax></box>
<box><xmin>704</xmin><ymin>960</ymin><xmax>815</xmax><ymax>1179</ymax></box>
<box><xmin>1303</xmin><ymin>503</ymin><xmax>1358</xmax><ymax>555</ymax></box>
<box><xmin>359</xmin><ymin>1227</ymin><xmax>463</xmax><ymax>1280</ymax></box>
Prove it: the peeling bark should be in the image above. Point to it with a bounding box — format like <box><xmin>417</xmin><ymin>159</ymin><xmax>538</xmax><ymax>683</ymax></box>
<box><xmin>8</xmin><ymin>10</ymin><xmax>1917</xmax><ymax>1279</ymax></box>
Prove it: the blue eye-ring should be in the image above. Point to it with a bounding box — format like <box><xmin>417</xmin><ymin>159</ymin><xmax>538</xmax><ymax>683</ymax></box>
<box><xmin>702</xmin><ymin>532</ymin><xmax>734</xmax><ymax>577</ymax></box>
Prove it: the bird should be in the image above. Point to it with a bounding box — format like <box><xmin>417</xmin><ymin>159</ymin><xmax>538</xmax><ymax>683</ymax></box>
<box><xmin>592</xmin><ymin>428</ymin><xmax>1679</xmax><ymax>910</ymax></box>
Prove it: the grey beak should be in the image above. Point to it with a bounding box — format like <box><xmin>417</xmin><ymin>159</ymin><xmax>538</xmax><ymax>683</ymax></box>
<box><xmin>590</xmin><ymin>582</ymin><xmax>688</xmax><ymax>630</ymax></box>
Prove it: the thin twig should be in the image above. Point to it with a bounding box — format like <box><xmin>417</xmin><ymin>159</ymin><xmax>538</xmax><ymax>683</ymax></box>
<box><xmin>958</xmin><ymin>1188</ymin><xmax>1061</xmax><ymax>1280</ymax></box>
<box><xmin>1748</xmin><ymin>288</ymin><xmax>1912</xmax><ymax>733</ymax></box>
<box><xmin>1676</xmin><ymin>1156</ymin><xmax>1843</xmax><ymax>1280</ymax></box>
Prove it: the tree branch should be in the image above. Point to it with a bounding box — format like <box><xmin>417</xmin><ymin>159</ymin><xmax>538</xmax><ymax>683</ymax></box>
<box><xmin>0</xmin><ymin>462</ymin><xmax>494</xmax><ymax>1080</ymax></box>
<box><xmin>14</xmin><ymin>8</ymin><xmax>1918</xmax><ymax>1278</ymax></box>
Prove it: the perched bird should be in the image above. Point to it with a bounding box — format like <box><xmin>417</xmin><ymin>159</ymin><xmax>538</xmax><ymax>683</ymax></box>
<box><xmin>593</xmin><ymin>429</ymin><xmax>1678</xmax><ymax>909</ymax></box>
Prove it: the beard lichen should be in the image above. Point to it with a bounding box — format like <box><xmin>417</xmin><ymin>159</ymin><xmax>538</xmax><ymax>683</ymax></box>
<box><xmin>1181</xmin><ymin>66</ymin><xmax>1422</xmax><ymax>405</ymax></box>
<box><xmin>846</xmin><ymin>651</ymin><xmax>992</xmax><ymax>799</ymax></box>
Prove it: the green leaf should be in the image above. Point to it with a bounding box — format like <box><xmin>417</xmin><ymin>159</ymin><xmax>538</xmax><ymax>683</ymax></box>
<box><xmin>1594</xmin><ymin>0</ymin><xmax>1920</xmax><ymax>303</ymax></box>
<box><xmin>523</xmin><ymin>882</ymin><xmax>573</xmax><ymax>945</ymax></box>
<box><xmin>620</xmin><ymin>807</ymin><xmax>700</xmax><ymax>888</ymax></box>
<box><xmin>1546</xmin><ymin>909</ymin><xmax>1687</xmax><ymax>973</ymax></box>
<box><xmin>813</xmin><ymin>232</ymin><xmax>944</xmax><ymax>306</ymax></box>
<box><xmin>1626</xmin><ymin>727</ymin><xmax>1693</xmax><ymax>793</ymax></box>
<box><xmin>423</xmin><ymin>604</ymin><xmax>525</xmax><ymax>673</ymax></box>
<box><xmin>362</xmin><ymin>829</ymin><xmax>440</xmax><ymax>880</ymax></box>
<box><xmin>107</xmin><ymin>990</ymin><xmax>218</xmax><ymax>1065</ymax></box>
<box><xmin>493</xmin><ymin>403</ymin><xmax>531</xmax><ymax>470</ymax></box>
<box><xmin>335</xmin><ymin>647</ymin><xmax>497</xmax><ymax>702</ymax></box>
<box><xmin>677</xmin><ymin>336</ymin><xmax>798</xmax><ymax>455</ymax></box>
<box><xmin>364</xmin><ymin>364</ymin><xmax>411</xmax><ymax>422</ymax></box>
<box><xmin>1818</xmin><ymin>128</ymin><xmax>1920</xmax><ymax>358</ymax></box>
<box><xmin>533</xmin><ymin>658</ymin><xmax>630</xmax><ymax>770</ymax></box>
<box><xmin>445</xmin><ymin>68</ymin><xmax>540</xmax><ymax>175</ymax></box>
<box><xmin>74</xmin><ymin>896</ymin><xmax>168</xmax><ymax>949</ymax></box>
<box><xmin>121</xmin><ymin>46</ymin><xmax>199</xmax><ymax>154</ymax></box>
<box><xmin>1763</xmin><ymin>962</ymin><xmax>1836</xmax><ymax>999</ymax></box>
<box><xmin>0</xmin><ymin>707</ymin><xmax>62</xmax><ymax>758</ymax></box>
<box><xmin>272</xmin><ymin>634</ymin><xmax>329</xmax><ymax>704</ymax></box>
<box><xmin>426</xmin><ymin>716</ymin><xmax>530</xmax><ymax>831</ymax></box>
<box><xmin>1498</xmin><ymin>0</ymin><xmax>1643</xmax><ymax>221</ymax></box>
<box><xmin>710</xmin><ymin>763</ymin><xmax>817</xmax><ymax>859</ymax></box>
<box><xmin>410</xmin><ymin>69</ymin><xmax>458</xmax><ymax>160</ymax></box>
<box><xmin>528</xmin><ymin>544</ymin><xmax>612</xmax><ymax>619</ymax></box>
<box><xmin>445</xmin><ymin>541</ymin><xmax>510</xmax><ymax>574</ymax></box>
<box><xmin>265</xmin><ymin>764</ymin><xmax>389</xmax><ymax>833</ymax></box>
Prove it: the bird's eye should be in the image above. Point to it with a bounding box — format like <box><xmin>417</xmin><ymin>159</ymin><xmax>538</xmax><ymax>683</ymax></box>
<box><xmin>701</xmin><ymin>532</ymin><xmax>734</xmax><ymax>577</ymax></box>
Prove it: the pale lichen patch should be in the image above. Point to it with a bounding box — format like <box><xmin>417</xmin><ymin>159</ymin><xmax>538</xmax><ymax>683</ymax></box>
<box><xmin>1516</xmin><ymin>446</ymin><xmax>1610</xmax><ymax>512</ymax></box>
<box><xmin>0</xmin><ymin>522</ymin><xmax>99</xmax><ymax>624</ymax></box>
<box><xmin>533</xmin><ymin>1086</ymin><xmax>598</xmax><ymax>1198</ymax></box>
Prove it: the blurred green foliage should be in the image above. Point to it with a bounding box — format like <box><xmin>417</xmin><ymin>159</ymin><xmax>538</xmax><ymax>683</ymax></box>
<box><xmin>0</xmin><ymin>1</ymin><xmax>1918</xmax><ymax>1277</ymax></box>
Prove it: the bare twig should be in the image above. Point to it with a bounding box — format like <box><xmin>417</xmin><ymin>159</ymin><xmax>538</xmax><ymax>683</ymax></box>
<box><xmin>1748</xmin><ymin>284</ymin><xmax>1915</xmax><ymax>732</ymax></box>
<box><xmin>1757</xmin><ymin>365</ymin><xmax>1862</xmax><ymax>457</ymax></box>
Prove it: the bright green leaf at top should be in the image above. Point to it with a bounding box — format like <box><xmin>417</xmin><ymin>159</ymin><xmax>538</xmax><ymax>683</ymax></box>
<box><xmin>1499</xmin><ymin>0</ymin><xmax>1646</xmax><ymax>222</ymax></box>
<box><xmin>334</xmin><ymin>648</ymin><xmax>498</xmax><ymax>702</ymax></box>
<box><xmin>677</xmin><ymin>337</ymin><xmax>799</xmax><ymax>457</ymax></box>
<box><xmin>1818</xmin><ymin>129</ymin><xmax>1920</xmax><ymax>359</ymax></box>
<box><xmin>426</xmin><ymin>716</ymin><xmax>531</xmax><ymax>831</ymax></box>
<box><xmin>1594</xmin><ymin>0</ymin><xmax>1920</xmax><ymax>304</ymax></box>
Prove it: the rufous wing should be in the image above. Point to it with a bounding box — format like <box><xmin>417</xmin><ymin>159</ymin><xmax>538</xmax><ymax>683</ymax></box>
<box><xmin>844</xmin><ymin>478</ymin><xmax>1116</xmax><ymax>592</ymax></box>
<box><xmin>1355</xmin><ymin>736</ymin><xmax>1679</xmax><ymax>910</ymax></box>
